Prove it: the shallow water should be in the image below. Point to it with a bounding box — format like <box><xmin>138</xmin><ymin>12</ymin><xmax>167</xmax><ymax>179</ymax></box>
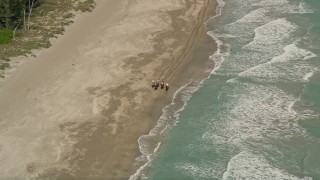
<box><xmin>136</xmin><ymin>0</ymin><xmax>320</xmax><ymax>179</ymax></box>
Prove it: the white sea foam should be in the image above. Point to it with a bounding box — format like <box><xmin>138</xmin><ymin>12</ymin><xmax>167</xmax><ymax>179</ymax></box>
<box><xmin>303</xmin><ymin>72</ymin><xmax>314</xmax><ymax>81</ymax></box>
<box><xmin>252</xmin><ymin>0</ymin><xmax>289</xmax><ymax>7</ymax></box>
<box><xmin>222</xmin><ymin>8</ymin><xmax>271</xmax><ymax>40</ymax></box>
<box><xmin>297</xmin><ymin>1</ymin><xmax>313</xmax><ymax>14</ymax></box>
<box><xmin>215</xmin><ymin>0</ymin><xmax>315</xmax><ymax>78</ymax></box>
<box><xmin>206</xmin><ymin>0</ymin><xmax>227</xmax><ymax>72</ymax></box>
<box><xmin>288</xmin><ymin>99</ymin><xmax>298</xmax><ymax>115</ymax></box>
<box><xmin>222</xmin><ymin>151</ymin><xmax>308</xmax><ymax>180</ymax></box>
<box><xmin>234</xmin><ymin>0</ymin><xmax>261</xmax><ymax>6</ymax></box>
<box><xmin>253</xmin><ymin>0</ymin><xmax>313</xmax><ymax>14</ymax></box>
<box><xmin>174</xmin><ymin>161</ymin><xmax>225</xmax><ymax>179</ymax></box>
<box><xmin>130</xmin><ymin>142</ymin><xmax>161</xmax><ymax>180</ymax></box>
<box><xmin>212</xmin><ymin>84</ymin><xmax>306</xmax><ymax>148</ymax></box>
<box><xmin>207</xmin><ymin>31</ymin><xmax>228</xmax><ymax>75</ymax></box>
<box><xmin>270</xmin><ymin>43</ymin><xmax>317</xmax><ymax>63</ymax></box>
<box><xmin>244</xmin><ymin>18</ymin><xmax>297</xmax><ymax>51</ymax></box>
<box><xmin>239</xmin><ymin>43</ymin><xmax>317</xmax><ymax>82</ymax></box>
<box><xmin>282</xmin><ymin>1</ymin><xmax>314</xmax><ymax>14</ymax></box>
<box><xmin>224</xmin><ymin>0</ymin><xmax>312</xmax><ymax>45</ymax></box>
<box><xmin>202</xmin><ymin>132</ymin><xmax>228</xmax><ymax>144</ymax></box>
<box><xmin>214</xmin><ymin>17</ymin><xmax>301</xmax><ymax>78</ymax></box>
<box><xmin>236</xmin><ymin>8</ymin><xmax>270</xmax><ymax>23</ymax></box>
<box><xmin>213</xmin><ymin>0</ymin><xmax>225</xmax><ymax>19</ymax></box>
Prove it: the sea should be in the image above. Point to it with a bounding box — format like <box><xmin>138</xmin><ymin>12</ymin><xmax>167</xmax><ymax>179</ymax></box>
<box><xmin>131</xmin><ymin>0</ymin><xmax>320</xmax><ymax>179</ymax></box>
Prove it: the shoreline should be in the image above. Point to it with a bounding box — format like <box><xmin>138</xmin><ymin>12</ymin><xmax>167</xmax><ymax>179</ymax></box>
<box><xmin>0</xmin><ymin>0</ymin><xmax>217</xmax><ymax>179</ymax></box>
<box><xmin>131</xmin><ymin>1</ymin><xmax>218</xmax><ymax>177</ymax></box>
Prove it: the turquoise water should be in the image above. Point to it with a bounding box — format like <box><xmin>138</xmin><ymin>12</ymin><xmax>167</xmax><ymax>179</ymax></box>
<box><xmin>132</xmin><ymin>0</ymin><xmax>320</xmax><ymax>179</ymax></box>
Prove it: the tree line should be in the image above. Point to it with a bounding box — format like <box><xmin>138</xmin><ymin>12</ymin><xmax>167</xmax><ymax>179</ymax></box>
<box><xmin>0</xmin><ymin>0</ymin><xmax>42</xmax><ymax>30</ymax></box>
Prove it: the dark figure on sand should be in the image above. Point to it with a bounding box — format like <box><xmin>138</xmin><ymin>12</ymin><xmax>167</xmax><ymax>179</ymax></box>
<box><xmin>151</xmin><ymin>80</ymin><xmax>155</xmax><ymax>88</ymax></box>
<box><xmin>160</xmin><ymin>82</ymin><xmax>164</xmax><ymax>89</ymax></box>
<box><xmin>155</xmin><ymin>80</ymin><xmax>160</xmax><ymax>90</ymax></box>
<box><xmin>151</xmin><ymin>80</ymin><xmax>169</xmax><ymax>91</ymax></box>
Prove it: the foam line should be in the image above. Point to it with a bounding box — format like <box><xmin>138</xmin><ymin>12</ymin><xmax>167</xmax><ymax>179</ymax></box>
<box><xmin>130</xmin><ymin>81</ymin><xmax>202</xmax><ymax>179</ymax></box>
<box><xmin>244</xmin><ymin>18</ymin><xmax>297</xmax><ymax>51</ymax></box>
<box><xmin>223</xmin><ymin>151</ymin><xmax>309</xmax><ymax>180</ymax></box>
<box><xmin>238</xmin><ymin>43</ymin><xmax>317</xmax><ymax>82</ymax></box>
<box><xmin>303</xmin><ymin>72</ymin><xmax>314</xmax><ymax>81</ymax></box>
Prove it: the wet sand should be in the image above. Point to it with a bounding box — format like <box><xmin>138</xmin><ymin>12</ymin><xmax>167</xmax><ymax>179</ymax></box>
<box><xmin>0</xmin><ymin>0</ymin><xmax>216</xmax><ymax>179</ymax></box>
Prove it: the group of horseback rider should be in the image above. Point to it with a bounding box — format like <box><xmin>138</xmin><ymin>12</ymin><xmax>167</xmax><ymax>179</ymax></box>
<box><xmin>151</xmin><ymin>80</ymin><xmax>169</xmax><ymax>91</ymax></box>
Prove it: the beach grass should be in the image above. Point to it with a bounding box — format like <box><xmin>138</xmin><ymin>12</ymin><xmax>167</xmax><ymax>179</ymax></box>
<box><xmin>0</xmin><ymin>0</ymin><xmax>95</xmax><ymax>77</ymax></box>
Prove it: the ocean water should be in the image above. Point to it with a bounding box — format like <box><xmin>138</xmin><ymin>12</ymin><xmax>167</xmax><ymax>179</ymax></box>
<box><xmin>131</xmin><ymin>0</ymin><xmax>320</xmax><ymax>179</ymax></box>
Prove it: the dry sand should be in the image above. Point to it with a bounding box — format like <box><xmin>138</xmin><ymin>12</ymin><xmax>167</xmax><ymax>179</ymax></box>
<box><xmin>0</xmin><ymin>0</ymin><xmax>216</xmax><ymax>179</ymax></box>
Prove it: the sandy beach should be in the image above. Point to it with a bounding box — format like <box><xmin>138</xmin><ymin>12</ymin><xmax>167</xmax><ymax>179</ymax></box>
<box><xmin>0</xmin><ymin>0</ymin><xmax>216</xmax><ymax>179</ymax></box>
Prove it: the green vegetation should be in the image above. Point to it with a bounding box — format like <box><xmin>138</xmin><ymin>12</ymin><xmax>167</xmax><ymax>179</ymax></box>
<box><xmin>0</xmin><ymin>62</ymin><xmax>9</xmax><ymax>70</ymax></box>
<box><xmin>0</xmin><ymin>0</ymin><xmax>96</xmax><ymax>78</ymax></box>
<box><xmin>75</xmin><ymin>0</ymin><xmax>95</xmax><ymax>12</ymax></box>
<box><xmin>0</xmin><ymin>29</ymin><xmax>13</xmax><ymax>44</ymax></box>
<box><xmin>0</xmin><ymin>0</ymin><xmax>42</xmax><ymax>29</ymax></box>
